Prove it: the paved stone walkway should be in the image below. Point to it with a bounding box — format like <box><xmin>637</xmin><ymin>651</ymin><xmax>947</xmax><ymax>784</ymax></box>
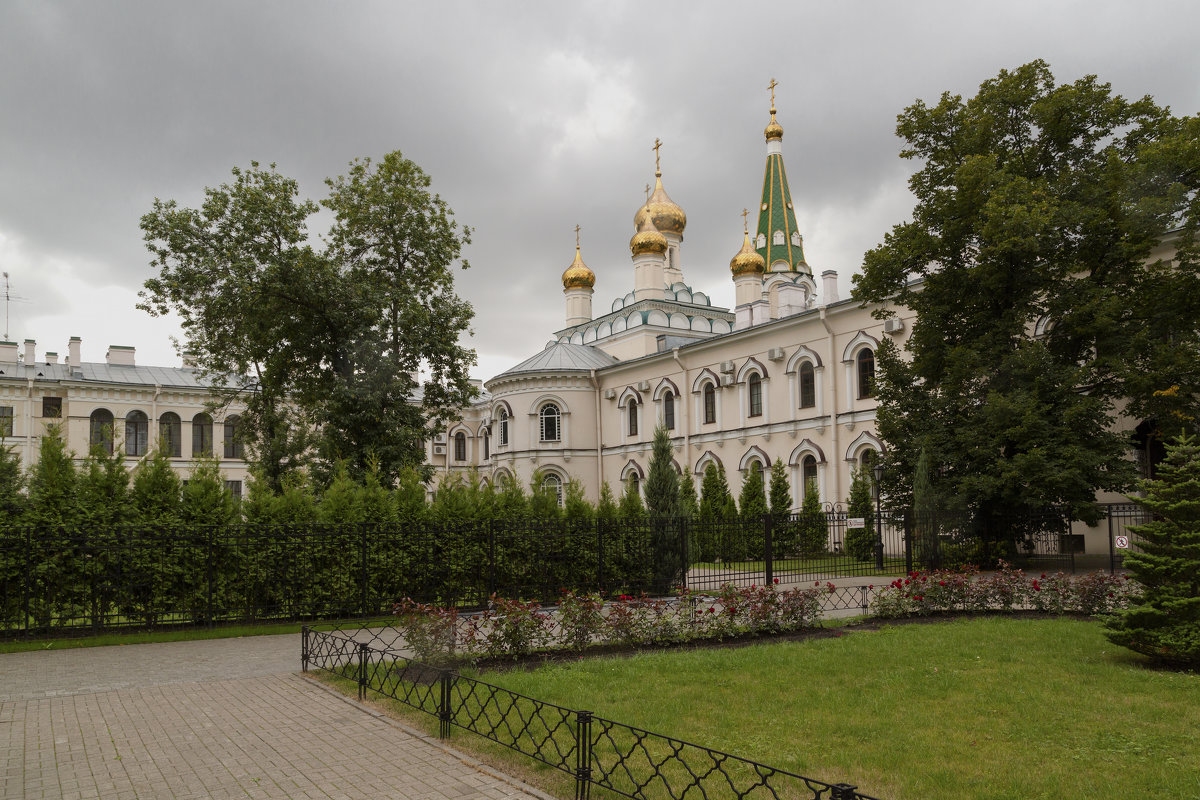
<box><xmin>1</xmin><ymin>635</ymin><xmax>547</xmax><ymax>800</ymax></box>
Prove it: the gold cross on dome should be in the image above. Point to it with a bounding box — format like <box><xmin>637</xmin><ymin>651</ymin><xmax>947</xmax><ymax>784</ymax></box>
<box><xmin>644</xmin><ymin>183</ymin><xmax>651</xmax><ymax>204</ymax></box>
<box><xmin>741</xmin><ymin>207</ymin><xmax>750</xmax><ymax>233</ymax></box>
<box><xmin>767</xmin><ymin>78</ymin><xmax>778</xmax><ymax>109</ymax></box>
<box><xmin>574</xmin><ymin>224</ymin><xmax>581</xmax><ymax>249</ymax></box>
<box><xmin>652</xmin><ymin>138</ymin><xmax>663</xmax><ymax>173</ymax></box>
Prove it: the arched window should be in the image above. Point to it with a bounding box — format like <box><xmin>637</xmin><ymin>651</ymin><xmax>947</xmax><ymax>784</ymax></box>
<box><xmin>482</xmin><ymin>427</ymin><xmax>490</xmax><ymax>461</ymax></box>
<box><xmin>89</xmin><ymin>408</ymin><xmax>114</xmax><ymax>453</ymax></box>
<box><xmin>453</xmin><ymin>431</ymin><xmax>466</xmax><ymax>462</ymax></box>
<box><xmin>748</xmin><ymin>373</ymin><xmax>763</xmax><ymax>418</ymax></box>
<box><xmin>627</xmin><ymin>398</ymin><xmax>639</xmax><ymax>436</ymax></box>
<box><xmin>773</xmin><ymin>229</ymin><xmax>785</xmax><ymax>245</ymax></box>
<box><xmin>802</xmin><ymin>455</ymin><xmax>818</xmax><ymax>492</ymax></box>
<box><xmin>540</xmin><ymin>403</ymin><xmax>560</xmax><ymax>442</ymax></box>
<box><xmin>755</xmin><ymin>233</ymin><xmax>766</xmax><ymax>249</ymax></box>
<box><xmin>125</xmin><ymin>410</ymin><xmax>149</xmax><ymax>457</ymax></box>
<box><xmin>159</xmin><ymin>412</ymin><xmax>181</xmax><ymax>457</ymax></box>
<box><xmin>628</xmin><ymin>472</ymin><xmax>640</xmax><ymax>497</ymax></box>
<box><xmin>223</xmin><ymin>415</ymin><xmax>244</xmax><ymax>459</ymax></box>
<box><xmin>663</xmin><ymin>391</ymin><xmax>675</xmax><ymax>430</ymax></box>
<box><xmin>542</xmin><ymin>473</ymin><xmax>563</xmax><ymax>507</ymax></box>
<box><xmin>857</xmin><ymin>349</ymin><xmax>876</xmax><ymax>399</ymax></box>
<box><xmin>192</xmin><ymin>413</ymin><xmax>213</xmax><ymax>457</ymax></box>
<box><xmin>703</xmin><ymin>383</ymin><xmax>716</xmax><ymax>425</ymax></box>
<box><xmin>498</xmin><ymin>408</ymin><xmax>509</xmax><ymax>445</ymax></box>
<box><xmin>799</xmin><ymin>362</ymin><xmax>816</xmax><ymax>409</ymax></box>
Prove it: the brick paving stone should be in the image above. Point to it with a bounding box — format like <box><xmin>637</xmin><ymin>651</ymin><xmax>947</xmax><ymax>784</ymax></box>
<box><xmin>1</xmin><ymin>636</ymin><xmax>549</xmax><ymax>800</ymax></box>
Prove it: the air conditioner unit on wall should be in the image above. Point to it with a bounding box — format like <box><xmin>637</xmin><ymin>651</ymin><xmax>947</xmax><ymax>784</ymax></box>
<box><xmin>883</xmin><ymin>318</ymin><xmax>905</xmax><ymax>334</ymax></box>
<box><xmin>433</xmin><ymin>445</ymin><xmax>446</xmax><ymax>455</ymax></box>
<box><xmin>767</xmin><ymin>347</ymin><xmax>785</xmax><ymax>361</ymax></box>
<box><xmin>720</xmin><ymin>374</ymin><xmax>734</xmax><ymax>387</ymax></box>
<box><xmin>636</xmin><ymin>380</ymin><xmax>650</xmax><ymax>392</ymax></box>
<box><xmin>719</xmin><ymin>361</ymin><xmax>735</xmax><ymax>374</ymax></box>
<box><xmin>603</xmin><ymin>388</ymin><xmax>617</xmax><ymax>400</ymax></box>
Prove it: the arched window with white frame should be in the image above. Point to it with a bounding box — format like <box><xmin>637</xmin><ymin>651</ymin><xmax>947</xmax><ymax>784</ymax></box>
<box><xmin>748</xmin><ymin>373</ymin><xmax>763</xmax><ymax>418</ymax></box>
<box><xmin>799</xmin><ymin>362</ymin><xmax>816</xmax><ymax>409</ymax></box>
<box><xmin>857</xmin><ymin>348</ymin><xmax>876</xmax><ymax>399</ymax></box>
<box><xmin>498</xmin><ymin>407</ymin><xmax>509</xmax><ymax>446</ymax></box>
<box><xmin>125</xmin><ymin>410</ymin><xmax>148</xmax><ymax>457</ymax></box>
<box><xmin>703</xmin><ymin>383</ymin><xmax>716</xmax><ymax>424</ymax></box>
<box><xmin>627</xmin><ymin>397</ymin><xmax>639</xmax><ymax>437</ymax></box>
<box><xmin>453</xmin><ymin>431</ymin><xmax>467</xmax><ymax>462</ymax></box>
<box><xmin>663</xmin><ymin>391</ymin><xmax>675</xmax><ymax>430</ymax></box>
<box><xmin>542</xmin><ymin>472</ymin><xmax>564</xmax><ymax>507</ymax></box>
<box><xmin>90</xmin><ymin>408</ymin><xmax>114</xmax><ymax>453</ymax></box>
<box><xmin>801</xmin><ymin>455</ymin><xmax>818</xmax><ymax>492</ymax></box>
<box><xmin>539</xmin><ymin>403</ymin><xmax>560</xmax><ymax>443</ymax></box>
<box><xmin>159</xmin><ymin>412</ymin><xmax>181</xmax><ymax>458</ymax></box>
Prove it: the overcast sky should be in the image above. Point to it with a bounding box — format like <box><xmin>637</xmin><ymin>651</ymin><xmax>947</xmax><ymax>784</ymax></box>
<box><xmin>2</xmin><ymin>1</ymin><xmax>1197</xmax><ymax>381</ymax></box>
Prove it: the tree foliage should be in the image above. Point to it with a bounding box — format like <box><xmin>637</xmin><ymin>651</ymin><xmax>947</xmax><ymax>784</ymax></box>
<box><xmin>139</xmin><ymin>152</ymin><xmax>476</xmax><ymax>488</ymax></box>
<box><xmin>853</xmin><ymin>60</ymin><xmax>1200</xmax><ymax>528</ymax></box>
<box><xmin>1104</xmin><ymin>437</ymin><xmax>1200</xmax><ymax>667</ymax></box>
<box><xmin>644</xmin><ymin>426</ymin><xmax>680</xmax><ymax>519</ymax></box>
<box><xmin>845</xmin><ymin>468</ymin><xmax>876</xmax><ymax>562</ymax></box>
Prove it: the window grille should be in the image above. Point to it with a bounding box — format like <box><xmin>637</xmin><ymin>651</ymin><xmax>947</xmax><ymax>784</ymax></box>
<box><xmin>857</xmin><ymin>349</ymin><xmax>875</xmax><ymax>399</ymax></box>
<box><xmin>192</xmin><ymin>413</ymin><xmax>213</xmax><ymax>457</ymax></box>
<box><xmin>125</xmin><ymin>411</ymin><xmax>148</xmax><ymax>457</ymax></box>
<box><xmin>703</xmin><ymin>383</ymin><xmax>716</xmax><ymax>424</ymax></box>
<box><xmin>540</xmin><ymin>404</ymin><xmax>560</xmax><ymax>442</ymax></box>
<box><xmin>663</xmin><ymin>392</ymin><xmax>675</xmax><ymax>430</ymax></box>
<box><xmin>748</xmin><ymin>374</ymin><xmax>763</xmax><ymax>417</ymax></box>
<box><xmin>799</xmin><ymin>362</ymin><xmax>816</xmax><ymax>408</ymax></box>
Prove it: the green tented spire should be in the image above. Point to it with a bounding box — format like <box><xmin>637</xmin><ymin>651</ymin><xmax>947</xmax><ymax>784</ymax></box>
<box><xmin>754</xmin><ymin>87</ymin><xmax>810</xmax><ymax>276</ymax></box>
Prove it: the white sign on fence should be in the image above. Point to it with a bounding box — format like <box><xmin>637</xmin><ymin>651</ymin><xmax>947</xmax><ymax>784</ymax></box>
<box><xmin>847</xmin><ymin>518</ymin><xmax>866</xmax><ymax>528</ymax></box>
<box><xmin>1115</xmin><ymin>536</ymin><xmax>1130</xmax><ymax>549</ymax></box>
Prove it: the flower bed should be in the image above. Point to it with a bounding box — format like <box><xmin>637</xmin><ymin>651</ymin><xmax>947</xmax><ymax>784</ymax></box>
<box><xmin>392</xmin><ymin>581</ymin><xmax>828</xmax><ymax>662</ymax></box>
<box><xmin>869</xmin><ymin>563</ymin><xmax>1137</xmax><ymax>618</ymax></box>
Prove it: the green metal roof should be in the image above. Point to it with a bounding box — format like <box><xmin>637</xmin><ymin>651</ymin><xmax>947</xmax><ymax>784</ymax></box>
<box><xmin>755</xmin><ymin>150</ymin><xmax>809</xmax><ymax>275</ymax></box>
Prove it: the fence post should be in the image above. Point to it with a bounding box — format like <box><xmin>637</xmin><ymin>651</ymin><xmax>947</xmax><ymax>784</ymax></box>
<box><xmin>301</xmin><ymin>626</ymin><xmax>310</xmax><ymax>672</ymax></box>
<box><xmin>596</xmin><ymin>519</ymin><xmax>604</xmax><ymax>593</ymax></box>
<box><xmin>206</xmin><ymin>526</ymin><xmax>215</xmax><ymax>629</ymax></box>
<box><xmin>763</xmin><ymin>513</ymin><xmax>773</xmax><ymax>587</ymax></box>
<box><xmin>678</xmin><ymin>517</ymin><xmax>688</xmax><ymax>591</ymax></box>
<box><xmin>357</xmin><ymin>642</ymin><xmax>368</xmax><ymax>700</ymax></box>
<box><xmin>488</xmin><ymin>519</ymin><xmax>497</xmax><ymax>599</ymax></box>
<box><xmin>1107</xmin><ymin>507</ymin><xmax>1117</xmax><ymax>575</ymax></box>
<box><xmin>860</xmin><ymin>585</ymin><xmax>869</xmax><ymax>614</ymax></box>
<box><xmin>360</xmin><ymin>524</ymin><xmax>369</xmax><ymax>618</ymax></box>
<box><xmin>903</xmin><ymin>509</ymin><xmax>913</xmax><ymax>575</ymax></box>
<box><xmin>438</xmin><ymin>669</ymin><xmax>453</xmax><ymax>740</ymax></box>
<box><xmin>574</xmin><ymin>710</ymin><xmax>593</xmax><ymax>800</ymax></box>
<box><xmin>23</xmin><ymin>527</ymin><xmax>31</xmax><ymax>638</ymax></box>
<box><xmin>831</xmin><ymin>784</ymin><xmax>859</xmax><ymax>800</ymax></box>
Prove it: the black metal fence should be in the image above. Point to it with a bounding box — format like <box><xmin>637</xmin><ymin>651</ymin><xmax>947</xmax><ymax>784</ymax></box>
<box><xmin>303</xmin><ymin>625</ymin><xmax>882</xmax><ymax>800</ymax></box>
<box><xmin>0</xmin><ymin>505</ymin><xmax>1148</xmax><ymax>638</ymax></box>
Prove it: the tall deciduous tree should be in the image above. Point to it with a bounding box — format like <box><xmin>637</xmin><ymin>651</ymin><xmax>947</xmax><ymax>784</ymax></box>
<box><xmin>139</xmin><ymin>153</ymin><xmax>476</xmax><ymax>489</ymax></box>
<box><xmin>853</xmin><ymin>60</ymin><xmax>1199</xmax><ymax>532</ymax></box>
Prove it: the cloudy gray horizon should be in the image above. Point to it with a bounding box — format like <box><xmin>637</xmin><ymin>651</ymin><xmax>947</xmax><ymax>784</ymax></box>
<box><xmin>3</xmin><ymin>1</ymin><xmax>1197</xmax><ymax>382</ymax></box>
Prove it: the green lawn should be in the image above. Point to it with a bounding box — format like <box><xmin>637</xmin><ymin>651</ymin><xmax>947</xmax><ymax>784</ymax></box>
<box><xmin>335</xmin><ymin>617</ymin><xmax>1199</xmax><ymax>799</ymax></box>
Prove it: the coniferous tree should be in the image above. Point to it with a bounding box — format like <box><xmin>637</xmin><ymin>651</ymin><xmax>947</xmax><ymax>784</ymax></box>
<box><xmin>845</xmin><ymin>468</ymin><xmax>876</xmax><ymax>562</ymax></box>
<box><xmin>678</xmin><ymin>469</ymin><xmax>699</xmax><ymax>518</ymax></box>
<box><xmin>23</xmin><ymin>424</ymin><xmax>79</xmax><ymax>626</ymax></box>
<box><xmin>563</xmin><ymin>479</ymin><xmax>593</xmax><ymax>521</ymax></box>
<box><xmin>24</xmin><ymin>423</ymin><xmax>79</xmax><ymax>528</ymax></box>
<box><xmin>528</xmin><ymin>471</ymin><xmax>563</xmax><ymax>520</ymax></box>
<box><xmin>131</xmin><ymin>447</ymin><xmax>183</xmax><ymax>525</ymax></box>
<box><xmin>77</xmin><ymin>441</ymin><xmax>133</xmax><ymax>628</ymax></box>
<box><xmin>768</xmin><ymin>459</ymin><xmax>798</xmax><ymax>557</ymax></box>
<box><xmin>0</xmin><ymin>439</ymin><xmax>24</xmax><ymax>525</ymax></box>
<box><xmin>737</xmin><ymin>462</ymin><xmax>769</xmax><ymax>561</ymax></box>
<box><xmin>644</xmin><ymin>426</ymin><xmax>680</xmax><ymax>519</ymax></box>
<box><xmin>181</xmin><ymin>457</ymin><xmax>238</xmax><ymax>526</ymax></box>
<box><xmin>393</xmin><ymin>466</ymin><xmax>429</xmax><ymax>522</ymax></box>
<box><xmin>1104</xmin><ymin>437</ymin><xmax>1200</xmax><ymax>668</ymax></box>
<box><xmin>796</xmin><ymin>485</ymin><xmax>828</xmax><ymax>557</ymax></box>
<box><xmin>78</xmin><ymin>442</ymin><xmax>133</xmax><ymax>528</ymax></box>
<box><xmin>618</xmin><ymin>477</ymin><xmax>644</xmax><ymax>518</ymax></box>
<box><xmin>595</xmin><ymin>482</ymin><xmax>619</xmax><ymax>522</ymax></box>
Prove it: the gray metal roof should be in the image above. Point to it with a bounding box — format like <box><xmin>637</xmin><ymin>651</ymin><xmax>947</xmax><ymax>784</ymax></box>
<box><xmin>493</xmin><ymin>342</ymin><xmax>618</xmax><ymax>379</ymax></box>
<box><xmin>0</xmin><ymin>361</ymin><xmax>248</xmax><ymax>390</ymax></box>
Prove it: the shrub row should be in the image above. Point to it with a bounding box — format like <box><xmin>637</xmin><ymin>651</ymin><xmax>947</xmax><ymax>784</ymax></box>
<box><xmin>869</xmin><ymin>563</ymin><xmax>1137</xmax><ymax>618</ymax></box>
<box><xmin>392</xmin><ymin>582</ymin><xmax>829</xmax><ymax>662</ymax></box>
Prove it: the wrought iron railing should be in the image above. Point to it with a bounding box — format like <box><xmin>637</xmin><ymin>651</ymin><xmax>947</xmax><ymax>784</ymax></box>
<box><xmin>303</xmin><ymin>626</ymin><xmax>882</xmax><ymax>800</ymax></box>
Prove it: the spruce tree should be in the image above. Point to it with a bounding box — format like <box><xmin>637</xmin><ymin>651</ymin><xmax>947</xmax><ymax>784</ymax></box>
<box><xmin>393</xmin><ymin>466</ymin><xmax>429</xmax><ymax>522</ymax></box>
<box><xmin>768</xmin><ymin>459</ymin><xmax>798</xmax><ymax>556</ymax></box>
<box><xmin>24</xmin><ymin>423</ymin><xmax>79</xmax><ymax>528</ymax></box>
<box><xmin>797</xmin><ymin>485</ymin><xmax>828</xmax><ymax>557</ymax></box>
<box><xmin>0</xmin><ymin>439</ymin><xmax>24</xmax><ymax>525</ymax></box>
<box><xmin>23</xmin><ymin>424</ymin><xmax>79</xmax><ymax>626</ymax></box>
<box><xmin>595</xmin><ymin>482</ymin><xmax>619</xmax><ymax>521</ymax></box>
<box><xmin>181</xmin><ymin>456</ymin><xmax>238</xmax><ymax>526</ymax></box>
<box><xmin>78</xmin><ymin>442</ymin><xmax>133</xmax><ymax>527</ymax></box>
<box><xmin>528</xmin><ymin>471</ymin><xmax>563</xmax><ymax>520</ymax></box>
<box><xmin>737</xmin><ymin>462</ymin><xmax>769</xmax><ymax>562</ymax></box>
<box><xmin>132</xmin><ymin>447</ymin><xmax>183</xmax><ymax>526</ymax></box>
<box><xmin>644</xmin><ymin>426</ymin><xmax>680</xmax><ymax>519</ymax></box>
<box><xmin>618</xmin><ymin>477</ymin><xmax>644</xmax><ymax>518</ymax></box>
<box><xmin>563</xmin><ymin>479</ymin><xmax>594</xmax><ymax>521</ymax></box>
<box><xmin>678</xmin><ymin>469</ymin><xmax>699</xmax><ymax>518</ymax></box>
<box><xmin>0</xmin><ymin>441</ymin><xmax>23</xmax><ymax>625</ymax></box>
<box><xmin>845</xmin><ymin>468</ymin><xmax>876</xmax><ymax>562</ymax></box>
<box><xmin>1104</xmin><ymin>437</ymin><xmax>1200</xmax><ymax>668</ymax></box>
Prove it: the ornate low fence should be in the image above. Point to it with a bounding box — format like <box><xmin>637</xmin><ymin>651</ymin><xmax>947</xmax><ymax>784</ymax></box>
<box><xmin>303</xmin><ymin>625</ymin><xmax>882</xmax><ymax>800</ymax></box>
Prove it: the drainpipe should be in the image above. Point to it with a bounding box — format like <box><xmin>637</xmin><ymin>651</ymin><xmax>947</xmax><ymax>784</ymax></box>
<box><xmin>152</xmin><ymin>384</ymin><xmax>161</xmax><ymax>457</ymax></box>
<box><xmin>590</xmin><ymin>369</ymin><xmax>603</xmax><ymax>500</ymax></box>
<box><xmin>671</xmin><ymin>348</ymin><xmax>690</xmax><ymax>467</ymax></box>
<box><xmin>820</xmin><ymin>307</ymin><xmax>843</xmax><ymax>504</ymax></box>
<box><xmin>25</xmin><ymin>378</ymin><xmax>34</xmax><ymax>468</ymax></box>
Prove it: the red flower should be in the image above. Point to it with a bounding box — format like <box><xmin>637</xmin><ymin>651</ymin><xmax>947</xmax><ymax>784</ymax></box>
<box><xmin>938</xmin><ymin>581</ymin><xmax>946</xmax><ymax>587</ymax></box>
<box><xmin>773</xmin><ymin>578</ymin><xmax>779</xmax><ymax>584</ymax></box>
<box><xmin>868</xmin><ymin>584</ymin><xmax>874</xmax><ymax>590</ymax></box>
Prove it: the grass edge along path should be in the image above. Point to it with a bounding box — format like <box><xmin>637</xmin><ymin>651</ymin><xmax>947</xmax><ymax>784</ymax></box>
<box><xmin>318</xmin><ymin>616</ymin><xmax>1198</xmax><ymax>800</ymax></box>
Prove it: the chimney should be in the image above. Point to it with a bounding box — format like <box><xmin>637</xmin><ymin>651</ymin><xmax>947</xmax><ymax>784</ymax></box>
<box><xmin>68</xmin><ymin>336</ymin><xmax>81</xmax><ymax>367</ymax></box>
<box><xmin>106</xmin><ymin>345</ymin><xmax>135</xmax><ymax>366</ymax></box>
<box><xmin>821</xmin><ymin>270</ymin><xmax>840</xmax><ymax>305</ymax></box>
<box><xmin>44</xmin><ymin>351</ymin><xmax>58</xmax><ymax>365</ymax></box>
<box><xmin>181</xmin><ymin>352</ymin><xmax>197</xmax><ymax>369</ymax></box>
<box><xmin>24</xmin><ymin>339</ymin><xmax>35</xmax><ymax>364</ymax></box>
<box><xmin>0</xmin><ymin>340</ymin><xmax>16</xmax><ymax>364</ymax></box>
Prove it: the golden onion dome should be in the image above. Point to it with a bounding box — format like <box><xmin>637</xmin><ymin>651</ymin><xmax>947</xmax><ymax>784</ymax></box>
<box><xmin>630</xmin><ymin>203</ymin><xmax>668</xmax><ymax>256</ymax></box>
<box><xmin>561</xmin><ymin>246</ymin><xmax>595</xmax><ymax>290</ymax></box>
<box><xmin>730</xmin><ymin>231</ymin><xmax>766</xmax><ymax>277</ymax></box>
<box><xmin>764</xmin><ymin>105</ymin><xmax>784</xmax><ymax>141</ymax></box>
<box><xmin>633</xmin><ymin>173</ymin><xmax>687</xmax><ymax>236</ymax></box>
